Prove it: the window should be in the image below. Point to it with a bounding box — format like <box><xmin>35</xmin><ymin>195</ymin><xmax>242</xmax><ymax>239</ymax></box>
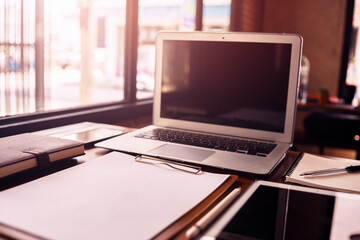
<box><xmin>203</xmin><ymin>0</ymin><xmax>231</xmax><ymax>31</ymax></box>
<box><xmin>1</xmin><ymin>0</ymin><xmax>128</xmax><ymax>116</ymax></box>
<box><xmin>341</xmin><ymin>0</ymin><xmax>360</xmax><ymax>104</ymax></box>
<box><xmin>345</xmin><ymin>0</ymin><xmax>360</xmax><ymax>87</ymax></box>
<box><xmin>47</xmin><ymin>0</ymin><xmax>129</xmax><ymax>108</ymax></box>
<box><xmin>0</xmin><ymin>0</ymin><xmax>36</xmax><ymax>116</ymax></box>
<box><xmin>0</xmin><ymin>0</ymin><xmax>231</xmax><ymax>136</ymax></box>
<box><xmin>137</xmin><ymin>0</ymin><xmax>197</xmax><ymax>99</ymax></box>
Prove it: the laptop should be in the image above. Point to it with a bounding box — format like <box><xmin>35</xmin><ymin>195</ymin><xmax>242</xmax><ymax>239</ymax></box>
<box><xmin>96</xmin><ymin>31</ymin><xmax>303</xmax><ymax>175</ymax></box>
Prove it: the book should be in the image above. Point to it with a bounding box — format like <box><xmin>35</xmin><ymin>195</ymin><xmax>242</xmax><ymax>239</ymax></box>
<box><xmin>283</xmin><ymin>152</ymin><xmax>360</xmax><ymax>194</ymax></box>
<box><xmin>0</xmin><ymin>133</ymin><xmax>84</xmax><ymax>178</ymax></box>
<box><xmin>0</xmin><ymin>152</ymin><xmax>234</xmax><ymax>240</ymax></box>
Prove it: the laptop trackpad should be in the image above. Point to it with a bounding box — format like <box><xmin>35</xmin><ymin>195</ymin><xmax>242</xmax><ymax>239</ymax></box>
<box><xmin>148</xmin><ymin>144</ymin><xmax>215</xmax><ymax>162</ymax></box>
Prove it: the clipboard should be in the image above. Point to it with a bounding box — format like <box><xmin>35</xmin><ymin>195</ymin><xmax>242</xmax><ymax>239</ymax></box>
<box><xmin>0</xmin><ymin>175</ymin><xmax>238</xmax><ymax>240</ymax></box>
<box><xmin>0</xmin><ymin>152</ymin><xmax>237</xmax><ymax>240</ymax></box>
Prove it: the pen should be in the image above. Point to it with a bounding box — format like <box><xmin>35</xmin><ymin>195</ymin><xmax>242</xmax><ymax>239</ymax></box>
<box><xmin>300</xmin><ymin>165</ymin><xmax>360</xmax><ymax>176</ymax></box>
<box><xmin>186</xmin><ymin>187</ymin><xmax>241</xmax><ymax>239</ymax></box>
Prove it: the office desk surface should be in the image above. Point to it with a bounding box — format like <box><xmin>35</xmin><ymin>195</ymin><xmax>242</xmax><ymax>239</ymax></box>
<box><xmin>0</xmin><ymin>129</ymin><xmax>300</xmax><ymax>240</ymax></box>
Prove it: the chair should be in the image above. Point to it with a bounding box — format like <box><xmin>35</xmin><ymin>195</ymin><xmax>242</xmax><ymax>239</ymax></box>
<box><xmin>303</xmin><ymin>110</ymin><xmax>360</xmax><ymax>159</ymax></box>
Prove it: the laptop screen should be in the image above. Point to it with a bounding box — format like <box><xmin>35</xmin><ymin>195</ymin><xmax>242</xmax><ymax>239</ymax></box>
<box><xmin>160</xmin><ymin>40</ymin><xmax>292</xmax><ymax>133</ymax></box>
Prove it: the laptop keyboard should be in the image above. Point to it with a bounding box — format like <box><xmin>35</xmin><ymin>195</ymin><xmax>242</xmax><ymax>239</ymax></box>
<box><xmin>135</xmin><ymin>128</ymin><xmax>276</xmax><ymax>157</ymax></box>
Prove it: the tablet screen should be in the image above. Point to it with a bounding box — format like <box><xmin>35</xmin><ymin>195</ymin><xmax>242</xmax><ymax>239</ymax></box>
<box><xmin>200</xmin><ymin>181</ymin><xmax>360</xmax><ymax>240</ymax></box>
<box><xmin>219</xmin><ymin>185</ymin><xmax>334</xmax><ymax>239</ymax></box>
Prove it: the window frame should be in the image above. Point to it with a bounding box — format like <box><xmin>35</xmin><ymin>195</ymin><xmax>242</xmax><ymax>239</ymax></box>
<box><xmin>0</xmin><ymin>100</ymin><xmax>153</xmax><ymax>137</ymax></box>
<box><xmin>0</xmin><ymin>0</ymin><xmax>208</xmax><ymax>137</ymax></box>
<box><xmin>338</xmin><ymin>0</ymin><xmax>355</xmax><ymax>99</ymax></box>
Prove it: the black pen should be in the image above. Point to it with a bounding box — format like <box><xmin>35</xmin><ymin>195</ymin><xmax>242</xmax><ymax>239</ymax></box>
<box><xmin>300</xmin><ymin>165</ymin><xmax>360</xmax><ymax>176</ymax></box>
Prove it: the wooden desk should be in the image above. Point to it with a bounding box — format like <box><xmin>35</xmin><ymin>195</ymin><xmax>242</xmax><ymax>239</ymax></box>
<box><xmin>0</xmin><ymin>130</ymin><xmax>300</xmax><ymax>240</ymax></box>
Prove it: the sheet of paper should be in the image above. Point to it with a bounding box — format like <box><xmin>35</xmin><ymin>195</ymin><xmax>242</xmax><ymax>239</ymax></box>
<box><xmin>0</xmin><ymin>152</ymin><xmax>229</xmax><ymax>240</ymax></box>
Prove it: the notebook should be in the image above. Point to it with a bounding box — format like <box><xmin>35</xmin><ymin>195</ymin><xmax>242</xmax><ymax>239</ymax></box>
<box><xmin>97</xmin><ymin>31</ymin><xmax>303</xmax><ymax>175</ymax></box>
<box><xmin>283</xmin><ymin>152</ymin><xmax>360</xmax><ymax>194</ymax></box>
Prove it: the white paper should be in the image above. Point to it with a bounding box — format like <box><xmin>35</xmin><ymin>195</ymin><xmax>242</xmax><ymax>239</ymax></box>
<box><xmin>0</xmin><ymin>152</ymin><xmax>229</xmax><ymax>240</ymax></box>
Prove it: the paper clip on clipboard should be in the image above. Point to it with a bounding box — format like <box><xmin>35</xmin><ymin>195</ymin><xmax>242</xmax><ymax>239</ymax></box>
<box><xmin>135</xmin><ymin>155</ymin><xmax>202</xmax><ymax>174</ymax></box>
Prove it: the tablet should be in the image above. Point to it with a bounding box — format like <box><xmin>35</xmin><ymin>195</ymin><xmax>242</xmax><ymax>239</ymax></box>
<box><xmin>200</xmin><ymin>181</ymin><xmax>360</xmax><ymax>240</ymax></box>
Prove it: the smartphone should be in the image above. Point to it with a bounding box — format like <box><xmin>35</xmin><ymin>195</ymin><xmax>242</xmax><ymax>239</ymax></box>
<box><xmin>62</xmin><ymin>128</ymin><xmax>124</xmax><ymax>146</ymax></box>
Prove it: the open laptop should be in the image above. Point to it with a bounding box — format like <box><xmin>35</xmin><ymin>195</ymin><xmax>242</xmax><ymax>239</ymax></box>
<box><xmin>97</xmin><ymin>31</ymin><xmax>302</xmax><ymax>175</ymax></box>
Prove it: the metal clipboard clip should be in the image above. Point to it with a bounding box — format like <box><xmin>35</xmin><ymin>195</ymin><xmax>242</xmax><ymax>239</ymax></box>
<box><xmin>135</xmin><ymin>155</ymin><xmax>202</xmax><ymax>175</ymax></box>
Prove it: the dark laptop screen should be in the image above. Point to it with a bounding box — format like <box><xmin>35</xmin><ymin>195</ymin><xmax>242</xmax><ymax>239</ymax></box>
<box><xmin>160</xmin><ymin>40</ymin><xmax>292</xmax><ymax>133</ymax></box>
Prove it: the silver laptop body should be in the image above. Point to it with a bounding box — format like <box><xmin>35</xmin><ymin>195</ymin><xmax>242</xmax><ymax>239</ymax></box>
<box><xmin>97</xmin><ymin>31</ymin><xmax>302</xmax><ymax>175</ymax></box>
